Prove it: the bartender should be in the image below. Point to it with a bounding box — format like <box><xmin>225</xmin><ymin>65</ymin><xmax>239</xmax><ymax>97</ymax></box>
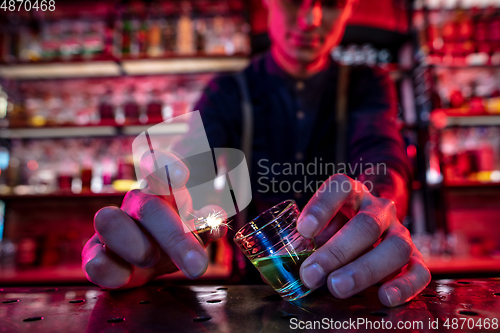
<box><xmin>82</xmin><ymin>0</ymin><xmax>431</xmax><ymax>308</ymax></box>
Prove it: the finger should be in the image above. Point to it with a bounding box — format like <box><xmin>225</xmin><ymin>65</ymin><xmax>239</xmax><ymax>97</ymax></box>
<box><xmin>378</xmin><ymin>250</ymin><xmax>431</xmax><ymax>307</ymax></box>
<box><xmin>325</xmin><ymin>225</ymin><xmax>413</xmax><ymax>299</ymax></box>
<box><xmin>94</xmin><ymin>206</ymin><xmax>160</xmax><ymax>268</ymax></box>
<box><xmin>313</xmin><ymin>213</ymin><xmax>349</xmax><ymax>247</ymax></box>
<box><xmin>121</xmin><ymin>189</ymin><xmax>193</xmax><ymax>233</ymax></box>
<box><xmin>122</xmin><ymin>191</ymin><xmax>209</xmax><ymax>279</ymax></box>
<box><xmin>300</xmin><ymin>201</ymin><xmax>393</xmax><ymax>289</ymax></box>
<box><xmin>82</xmin><ymin>234</ymin><xmax>133</xmax><ymax>289</ymax></box>
<box><xmin>297</xmin><ymin>174</ymin><xmax>366</xmax><ymax>239</ymax></box>
<box><xmin>140</xmin><ymin>149</ymin><xmax>189</xmax><ymax>196</ymax></box>
<box><xmin>140</xmin><ymin>150</ymin><xmax>193</xmax><ymax>219</ymax></box>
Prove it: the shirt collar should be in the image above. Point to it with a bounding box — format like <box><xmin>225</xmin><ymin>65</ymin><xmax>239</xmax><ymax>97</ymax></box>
<box><xmin>264</xmin><ymin>51</ymin><xmax>336</xmax><ymax>90</ymax></box>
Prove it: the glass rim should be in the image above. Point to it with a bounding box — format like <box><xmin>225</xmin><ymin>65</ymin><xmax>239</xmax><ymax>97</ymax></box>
<box><xmin>233</xmin><ymin>199</ymin><xmax>297</xmax><ymax>242</ymax></box>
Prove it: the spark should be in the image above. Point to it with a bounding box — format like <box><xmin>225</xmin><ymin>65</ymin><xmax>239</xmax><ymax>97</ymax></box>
<box><xmin>192</xmin><ymin>209</ymin><xmax>231</xmax><ymax>234</ymax></box>
<box><xmin>204</xmin><ymin>210</ymin><xmax>224</xmax><ymax>233</ymax></box>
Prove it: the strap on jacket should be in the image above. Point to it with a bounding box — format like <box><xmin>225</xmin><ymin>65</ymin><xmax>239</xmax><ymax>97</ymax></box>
<box><xmin>335</xmin><ymin>64</ymin><xmax>351</xmax><ymax>166</ymax></box>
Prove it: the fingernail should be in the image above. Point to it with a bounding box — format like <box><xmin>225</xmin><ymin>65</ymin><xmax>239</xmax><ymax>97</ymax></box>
<box><xmin>301</xmin><ymin>263</ymin><xmax>325</xmax><ymax>289</ymax></box>
<box><xmin>167</xmin><ymin>163</ymin><xmax>188</xmax><ymax>186</ymax></box>
<box><xmin>297</xmin><ymin>214</ymin><xmax>319</xmax><ymax>238</ymax></box>
<box><xmin>329</xmin><ymin>272</ymin><xmax>354</xmax><ymax>297</ymax></box>
<box><xmin>182</xmin><ymin>249</ymin><xmax>208</xmax><ymax>279</ymax></box>
<box><xmin>385</xmin><ymin>286</ymin><xmax>401</xmax><ymax>307</ymax></box>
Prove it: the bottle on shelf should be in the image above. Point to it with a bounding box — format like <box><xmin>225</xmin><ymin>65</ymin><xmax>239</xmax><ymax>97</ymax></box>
<box><xmin>161</xmin><ymin>84</ymin><xmax>174</xmax><ymax>122</ymax></box>
<box><xmin>194</xmin><ymin>18</ymin><xmax>207</xmax><ymax>54</ymax></box>
<box><xmin>82</xmin><ymin>20</ymin><xmax>106</xmax><ymax>59</ymax></box>
<box><xmin>176</xmin><ymin>1</ymin><xmax>195</xmax><ymax>55</ymax></box>
<box><xmin>232</xmin><ymin>19</ymin><xmax>251</xmax><ymax>55</ymax></box>
<box><xmin>60</xmin><ymin>20</ymin><xmax>83</xmax><ymax>61</ymax></box>
<box><xmin>163</xmin><ymin>19</ymin><xmax>177</xmax><ymax>55</ymax></box>
<box><xmin>81</xmin><ymin>152</ymin><xmax>93</xmax><ymax>193</ymax></box>
<box><xmin>101</xmin><ymin>156</ymin><xmax>116</xmax><ymax>193</ymax></box>
<box><xmin>98</xmin><ymin>88</ymin><xmax>116</xmax><ymax>124</ymax></box>
<box><xmin>122</xmin><ymin>17</ymin><xmax>139</xmax><ymax>58</ymax></box>
<box><xmin>146</xmin><ymin>88</ymin><xmax>164</xmax><ymax>124</ymax></box>
<box><xmin>40</xmin><ymin>22</ymin><xmax>60</xmax><ymax>61</ymax></box>
<box><xmin>19</xmin><ymin>26</ymin><xmax>42</xmax><ymax>62</ymax></box>
<box><xmin>57</xmin><ymin>158</ymin><xmax>76</xmax><ymax>193</ymax></box>
<box><xmin>121</xmin><ymin>85</ymin><xmax>140</xmax><ymax>124</ymax></box>
<box><xmin>137</xmin><ymin>19</ymin><xmax>148</xmax><ymax>58</ymax></box>
<box><xmin>147</xmin><ymin>19</ymin><xmax>165</xmax><ymax>58</ymax></box>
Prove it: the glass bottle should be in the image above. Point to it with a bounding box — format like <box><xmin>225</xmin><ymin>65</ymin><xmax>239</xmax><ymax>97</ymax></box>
<box><xmin>98</xmin><ymin>88</ymin><xmax>116</xmax><ymax>124</ymax></box>
<box><xmin>146</xmin><ymin>89</ymin><xmax>163</xmax><ymax>124</ymax></box>
<box><xmin>122</xmin><ymin>85</ymin><xmax>140</xmax><ymax>124</ymax></box>
<box><xmin>147</xmin><ymin>19</ymin><xmax>164</xmax><ymax>57</ymax></box>
<box><xmin>176</xmin><ymin>2</ymin><xmax>195</xmax><ymax>55</ymax></box>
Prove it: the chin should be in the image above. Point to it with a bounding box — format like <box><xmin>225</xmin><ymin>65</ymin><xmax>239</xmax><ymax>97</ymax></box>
<box><xmin>286</xmin><ymin>45</ymin><xmax>328</xmax><ymax>65</ymax></box>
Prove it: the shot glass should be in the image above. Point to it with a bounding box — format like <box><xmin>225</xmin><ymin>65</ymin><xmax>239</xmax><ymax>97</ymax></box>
<box><xmin>233</xmin><ymin>200</ymin><xmax>316</xmax><ymax>301</ymax></box>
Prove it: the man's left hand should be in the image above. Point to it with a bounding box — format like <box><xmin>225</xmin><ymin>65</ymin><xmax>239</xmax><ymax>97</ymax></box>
<box><xmin>297</xmin><ymin>174</ymin><xmax>431</xmax><ymax>307</ymax></box>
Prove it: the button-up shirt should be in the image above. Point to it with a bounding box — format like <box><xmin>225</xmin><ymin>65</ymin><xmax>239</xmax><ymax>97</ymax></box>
<box><xmin>176</xmin><ymin>51</ymin><xmax>410</xmax><ymax>217</ymax></box>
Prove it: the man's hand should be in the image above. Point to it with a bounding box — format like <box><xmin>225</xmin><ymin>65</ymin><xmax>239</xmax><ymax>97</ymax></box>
<box><xmin>297</xmin><ymin>174</ymin><xmax>430</xmax><ymax>307</ymax></box>
<box><xmin>81</xmin><ymin>151</ymin><xmax>226</xmax><ymax>289</ymax></box>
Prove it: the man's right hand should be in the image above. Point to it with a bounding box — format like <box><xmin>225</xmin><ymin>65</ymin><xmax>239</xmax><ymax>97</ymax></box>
<box><xmin>82</xmin><ymin>151</ymin><xmax>226</xmax><ymax>289</ymax></box>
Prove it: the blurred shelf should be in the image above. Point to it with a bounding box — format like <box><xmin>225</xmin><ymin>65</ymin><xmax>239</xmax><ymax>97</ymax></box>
<box><xmin>425</xmin><ymin>256</ymin><xmax>500</xmax><ymax>275</ymax></box>
<box><xmin>444</xmin><ymin>181</ymin><xmax>500</xmax><ymax>188</ymax></box>
<box><xmin>436</xmin><ymin>112</ymin><xmax>500</xmax><ymax>127</ymax></box>
<box><xmin>0</xmin><ymin>122</ymin><xmax>188</xmax><ymax>138</ymax></box>
<box><xmin>0</xmin><ymin>263</ymin><xmax>230</xmax><ymax>285</ymax></box>
<box><xmin>0</xmin><ymin>126</ymin><xmax>116</xmax><ymax>138</ymax></box>
<box><xmin>0</xmin><ymin>56</ymin><xmax>249</xmax><ymax>80</ymax></box>
<box><xmin>122</xmin><ymin>56</ymin><xmax>249</xmax><ymax>75</ymax></box>
<box><xmin>424</xmin><ymin>55</ymin><xmax>500</xmax><ymax>68</ymax></box>
<box><xmin>0</xmin><ymin>61</ymin><xmax>122</xmax><ymax>80</ymax></box>
<box><xmin>121</xmin><ymin>123</ymin><xmax>188</xmax><ymax>136</ymax></box>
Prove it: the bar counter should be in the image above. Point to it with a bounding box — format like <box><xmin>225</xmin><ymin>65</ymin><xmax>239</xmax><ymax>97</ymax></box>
<box><xmin>1</xmin><ymin>278</ymin><xmax>500</xmax><ymax>332</ymax></box>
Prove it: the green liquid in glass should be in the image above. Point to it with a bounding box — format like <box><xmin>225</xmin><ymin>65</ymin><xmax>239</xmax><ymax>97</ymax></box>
<box><xmin>251</xmin><ymin>250</ymin><xmax>314</xmax><ymax>301</ymax></box>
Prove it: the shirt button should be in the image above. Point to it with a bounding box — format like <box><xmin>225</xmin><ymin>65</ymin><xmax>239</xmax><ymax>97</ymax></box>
<box><xmin>294</xmin><ymin>192</ymin><xmax>302</xmax><ymax>200</ymax></box>
<box><xmin>296</xmin><ymin>110</ymin><xmax>305</xmax><ymax>120</ymax></box>
<box><xmin>295</xmin><ymin>152</ymin><xmax>304</xmax><ymax>161</ymax></box>
<box><xmin>296</xmin><ymin>81</ymin><xmax>305</xmax><ymax>90</ymax></box>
